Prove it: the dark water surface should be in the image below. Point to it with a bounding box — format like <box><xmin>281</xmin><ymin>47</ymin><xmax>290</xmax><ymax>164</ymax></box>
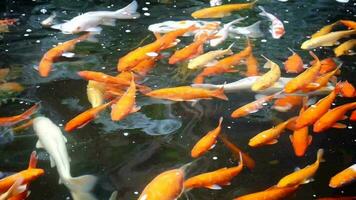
<box><xmin>0</xmin><ymin>0</ymin><xmax>356</xmax><ymax>199</ymax></box>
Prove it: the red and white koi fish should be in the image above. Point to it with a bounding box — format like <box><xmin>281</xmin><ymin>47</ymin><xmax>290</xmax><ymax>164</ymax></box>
<box><xmin>258</xmin><ymin>6</ymin><xmax>285</xmax><ymax>39</ymax></box>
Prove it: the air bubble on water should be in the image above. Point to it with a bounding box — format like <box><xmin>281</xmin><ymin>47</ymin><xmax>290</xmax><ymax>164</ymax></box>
<box><xmin>132</xmin><ymin>141</ymin><xmax>136</xmax><ymax>144</ymax></box>
<box><xmin>348</xmin><ymin>126</ymin><xmax>353</xmax><ymax>129</ymax></box>
<box><xmin>261</xmin><ymin>39</ymin><xmax>267</xmax><ymax>43</ymax></box>
<box><xmin>332</xmin><ymin>103</ymin><xmax>335</xmax><ymax>105</ymax></box>
<box><xmin>142</xmin><ymin>7</ymin><xmax>149</xmax><ymax>11</ymax></box>
<box><xmin>19</xmin><ymin>101</ymin><xmax>24</xmax><ymax>104</ymax></box>
<box><xmin>10</xmin><ymin>10</ymin><xmax>13</xmax><ymax>13</ymax></box>
<box><xmin>36</xmin><ymin>40</ymin><xmax>41</xmax><ymax>43</ymax></box>
<box><xmin>40</xmin><ymin>8</ymin><xmax>47</xmax><ymax>14</ymax></box>
<box><xmin>283</xmin><ymin>20</ymin><xmax>289</xmax><ymax>24</ymax></box>
<box><xmin>5</xmin><ymin>49</ymin><xmax>8</xmax><ymax>52</ymax></box>
<box><xmin>144</xmin><ymin>12</ymin><xmax>150</xmax><ymax>16</ymax></box>
<box><xmin>213</xmin><ymin>156</ymin><xmax>218</xmax><ymax>160</ymax></box>
<box><xmin>24</xmin><ymin>33</ymin><xmax>29</xmax><ymax>37</ymax></box>
<box><xmin>125</xmin><ymin>29</ymin><xmax>131</xmax><ymax>33</ymax></box>
<box><xmin>145</xmin><ymin>2</ymin><xmax>150</xmax><ymax>5</ymax></box>
<box><xmin>123</xmin><ymin>132</ymin><xmax>129</xmax><ymax>136</ymax></box>
<box><xmin>36</xmin><ymin>85</ymin><xmax>40</xmax><ymax>88</ymax></box>
<box><xmin>58</xmin><ymin>124</ymin><xmax>63</xmax><ymax>127</ymax></box>
<box><xmin>22</xmin><ymin>13</ymin><xmax>26</xmax><ymax>16</ymax></box>
<box><xmin>262</xmin><ymin>102</ymin><xmax>268</xmax><ymax>106</ymax></box>
<box><xmin>26</xmin><ymin>29</ymin><xmax>32</xmax><ymax>32</ymax></box>
<box><xmin>134</xmin><ymin>191</ymin><xmax>139</xmax><ymax>195</ymax></box>
<box><xmin>227</xmin><ymin>126</ymin><xmax>231</xmax><ymax>129</ymax></box>
<box><xmin>101</xmin><ymin>66</ymin><xmax>106</xmax><ymax>70</ymax></box>
<box><xmin>313</xmin><ymin>194</ymin><xmax>316</xmax><ymax>198</ymax></box>
<box><xmin>173</xmin><ymin>5</ymin><xmax>177</xmax><ymax>8</ymax></box>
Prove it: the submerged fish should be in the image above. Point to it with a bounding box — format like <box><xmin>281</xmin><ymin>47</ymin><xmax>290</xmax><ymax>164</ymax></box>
<box><xmin>273</xmin><ymin>95</ymin><xmax>304</xmax><ymax>112</ymax></box>
<box><xmin>311</xmin><ymin>21</ymin><xmax>339</xmax><ymax>39</ymax></box>
<box><xmin>87</xmin><ymin>80</ymin><xmax>105</xmax><ymax>108</ymax></box>
<box><xmin>284</xmin><ymin>48</ymin><xmax>304</xmax><ymax>73</ymax></box>
<box><xmin>251</xmin><ymin>56</ymin><xmax>281</xmax><ymax>91</ymax></box>
<box><xmin>0</xmin><ymin>178</ymin><xmax>26</xmax><ymax>200</ymax></box>
<box><xmin>41</xmin><ymin>12</ymin><xmax>56</xmax><ymax>27</ymax></box>
<box><xmin>229</xmin><ymin>21</ymin><xmax>264</xmax><ymax>38</ymax></box>
<box><xmin>245</xmin><ymin>52</ymin><xmax>259</xmax><ymax>77</ymax></box>
<box><xmin>51</xmin><ymin>1</ymin><xmax>140</xmax><ymax>34</ymax></box>
<box><xmin>301</xmin><ymin>29</ymin><xmax>356</xmax><ymax>49</ymax></box>
<box><xmin>334</xmin><ymin>39</ymin><xmax>356</xmax><ymax>57</ymax></box>
<box><xmin>34</xmin><ymin>117</ymin><xmax>98</xmax><ymax>200</ymax></box>
<box><xmin>210</xmin><ymin>17</ymin><xmax>247</xmax><ymax>47</ymax></box>
<box><xmin>234</xmin><ymin>185</ymin><xmax>299</xmax><ymax>200</ymax></box>
<box><xmin>0</xmin><ymin>104</ymin><xmax>39</xmax><ymax>126</ymax></box>
<box><xmin>191</xmin><ymin>1</ymin><xmax>257</xmax><ymax>19</ymax></box>
<box><xmin>340</xmin><ymin>20</ymin><xmax>356</xmax><ymax>29</ymax></box>
<box><xmin>329</xmin><ymin>164</ymin><xmax>356</xmax><ymax>188</ymax></box>
<box><xmin>258</xmin><ymin>6</ymin><xmax>285</xmax><ymax>39</ymax></box>
<box><xmin>148</xmin><ymin>20</ymin><xmax>220</xmax><ymax>35</ymax></box>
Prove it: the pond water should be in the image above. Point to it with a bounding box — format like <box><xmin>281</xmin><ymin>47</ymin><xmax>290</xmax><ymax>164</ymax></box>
<box><xmin>0</xmin><ymin>0</ymin><xmax>355</xmax><ymax>199</ymax></box>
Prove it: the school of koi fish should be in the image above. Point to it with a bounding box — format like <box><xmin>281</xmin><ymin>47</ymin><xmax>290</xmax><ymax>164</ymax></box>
<box><xmin>0</xmin><ymin>0</ymin><xmax>355</xmax><ymax>200</ymax></box>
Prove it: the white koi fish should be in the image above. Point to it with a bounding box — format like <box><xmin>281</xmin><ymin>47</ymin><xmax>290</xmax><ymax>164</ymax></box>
<box><xmin>51</xmin><ymin>1</ymin><xmax>140</xmax><ymax>34</ymax></box>
<box><xmin>210</xmin><ymin>17</ymin><xmax>247</xmax><ymax>47</ymax></box>
<box><xmin>210</xmin><ymin>0</ymin><xmax>223</xmax><ymax>6</ymax></box>
<box><xmin>229</xmin><ymin>21</ymin><xmax>264</xmax><ymax>38</ymax></box>
<box><xmin>148</xmin><ymin>20</ymin><xmax>220</xmax><ymax>36</ymax></box>
<box><xmin>258</xmin><ymin>6</ymin><xmax>285</xmax><ymax>39</ymax></box>
<box><xmin>33</xmin><ymin>116</ymin><xmax>98</xmax><ymax>200</ymax></box>
<box><xmin>41</xmin><ymin>12</ymin><xmax>56</xmax><ymax>27</ymax></box>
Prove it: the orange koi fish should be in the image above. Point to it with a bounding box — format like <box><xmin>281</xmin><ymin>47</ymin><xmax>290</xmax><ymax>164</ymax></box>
<box><xmin>64</xmin><ymin>100</ymin><xmax>114</xmax><ymax>132</ymax></box>
<box><xmin>0</xmin><ymin>151</ymin><xmax>44</xmax><ymax>193</ymax></box>
<box><xmin>138</xmin><ymin>168</ymin><xmax>185</xmax><ymax>200</ymax></box>
<box><xmin>131</xmin><ymin>57</ymin><xmax>158</xmax><ymax>76</ymax></box>
<box><xmin>272</xmin><ymin>95</ymin><xmax>304</xmax><ymax>112</ymax></box>
<box><xmin>12</xmin><ymin>119</ymin><xmax>34</xmax><ymax>133</ymax></box>
<box><xmin>0</xmin><ymin>82</ymin><xmax>24</xmax><ymax>93</ymax></box>
<box><xmin>248</xmin><ymin>117</ymin><xmax>296</xmax><ymax>147</ymax></box>
<box><xmin>318</xmin><ymin>197</ymin><xmax>356</xmax><ymax>200</ymax></box>
<box><xmin>193</xmin><ymin>40</ymin><xmax>252</xmax><ymax>84</ymax></box>
<box><xmin>310</xmin><ymin>57</ymin><xmax>337</xmax><ymax>74</ymax></box>
<box><xmin>146</xmin><ymin>86</ymin><xmax>228</xmax><ymax>101</ymax></box>
<box><xmin>350</xmin><ymin>110</ymin><xmax>356</xmax><ymax>121</ymax></box>
<box><xmin>191</xmin><ymin>117</ymin><xmax>223</xmax><ymax>158</ymax></box>
<box><xmin>0</xmin><ymin>104</ymin><xmax>39</xmax><ymax>126</ymax></box>
<box><xmin>329</xmin><ymin>164</ymin><xmax>356</xmax><ymax>188</ymax></box>
<box><xmin>169</xmin><ymin>33</ymin><xmax>215</xmax><ymax>64</ymax></box>
<box><xmin>231</xmin><ymin>92</ymin><xmax>276</xmax><ymax>119</ymax></box>
<box><xmin>284</xmin><ymin>48</ymin><xmax>304</xmax><ymax>73</ymax></box>
<box><xmin>289</xmin><ymin>101</ymin><xmax>312</xmax><ymax>157</ymax></box>
<box><xmin>78</xmin><ymin>71</ymin><xmax>131</xmax><ymax>86</ymax></box>
<box><xmin>234</xmin><ymin>185</ymin><xmax>299</xmax><ymax>200</ymax></box>
<box><xmin>38</xmin><ymin>33</ymin><xmax>90</xmax><ymax>77</ymax></box>
<box><xmin>284</xmin><ymin>51</ymin><xmax>321</xmax><ymax>93</ymax></box>
<box><xmin>0</xmin><ymin>68</ymin><xmax>10</xmax><ymax>81</ymax></box>
<box><xmin>277</xmin><ymin>149</ymin><xmax>324</xmax><ymax>187</ymax></box>
<box><xmin>184</xmin><ymin>154</ymin><xmax>243</xmax><ymax>190</ymax></box>
<box><xmin>219</xmin><ymin>134</ymin><xmax>255</xmax><ymax>169</ymax></box>
<box><xmin>340</xmin><ymin>20</ymin><xmax>356</xmax><ymax>29</ymax></box>
<box><xmin>313</xmin><ymin>102</ymin><xmax>356</xmax><ymax>133</ymax></box>
<box><xmin>191</xmin><ymin>1</ymin><xmax>257</xmax><ymax>19</ymax></box>
<box><xmin>301</xmin><ymin>66</ymin><xmax>340</xmax><ymax>93</ymax></box>
<box><xmin>118</xmin><ymin>26</ymin><xmax>196</xmax><ymax>71</ymax></box>
<box><xmin>245</xmin><ymin>52</ymin><xmax>259</xmax><ymax>77</ymax></box>
<box><xmin>294</xmin><ymin>85</ymin><xmax>340</xmax><ymax>129</ymax></box>
<box><xmin>111</xmin><ymin>73</ymin><xmax>140</xmax><ymax>121</ymax></box>
<box><xmin>339</xmin><ymin>81</ymin><xmax>356</xmax><ymax>97</ymax></box>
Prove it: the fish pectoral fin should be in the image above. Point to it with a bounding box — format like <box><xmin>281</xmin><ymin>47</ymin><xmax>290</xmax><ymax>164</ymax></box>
<box><xmin>130</xmin><ymin>106</ymin><xmax>141</xmax><ymax>113</ymax></box>
<box><xmin>332</xmin><ymin>122</ymin><xmax>347</xmax><ymax>129</ymax></box>
<box><xmin>302</xmin><ymin>178</ymin><xmax>314</xmax><ymax>184</ymax></box>
<box><xmin>209</xmin><ymin>143</ymin><xmax>216</xmax><ymax>150</ymax></box>
<box><xmin>221</xmin><ymin>182</ymin><xmax>231</xmax><ymax>186</ymax></box>
<box><xmin>101</xmin><ymin>18</ymin><xmax>116</xmax><ymax>26</ymax></box>
<box><xmin>289</xmin><ymin>135</ymin><xmax>294</xmax><ymax>143</ymax></box>
<box><xmin>294</xmin><ymin>167</ymin><xmax>301</xmax><ymax>171</ymax></box>
<box><xmin>58</xmin><ymin>178</ymin><xmax>63</xmax><ymax>184</ymax></box>
<box><xmin>49</xmin><ymin>156</ymin><xmax>56</xmax><ymax>168</ymax></box>
<box><xmin>77</xmin><ymin>120</ymin><xmax>92</xmax><ymax>129</ymax></box>
<box><xmin>265</xmin><ymin>139</ymin><xmax>278</xmax><ymax>145</ymax></box>
<box><xmin>36</xmin><ymin>140</ymin><xmax>44</xmax><ymax>149</ymax></box>
<box><xmin>50</xmin><ymin>23</ymin><xmax>63</xmax><ymax>30</ymax></box>
<box><xmin>154</xmin><ymin>32</ymin><xmax>161</xmax><ymax>40</ymax></box>
<box><xmin>85</xmin><ymin>27</ymin><xmax>103</xmax><ymax>34</ymax></box>
<box><xmin>308</xmin><ymin>135</ymin><xmax>313</xmax><ymax>145</ymax></box>
<box><xmin>62</xmin><ymin>135</ymin><xmax>68</xmax><ymax>143</ymax></box>
<box><xmin>205</xmin><ymin>184</ymin><xmax>222</xmax><ymax>190</ymax></box>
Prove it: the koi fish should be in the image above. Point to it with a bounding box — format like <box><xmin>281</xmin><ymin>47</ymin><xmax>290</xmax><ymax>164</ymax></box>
<box><xmin>188</xmin><ymin>43</ymin><xmax>233</xmax><ymax>69</ymax></box>
<box><xmin>248</xmin><ymin>117</ymin><xmax>296</xmax><ymax>147</ymax></box>
<box><xmin>78</xmin><ymin>71</ymin><xmax>130</xmax><ymax>86</ymax></box>
<box><xmin>284</xmin><ymin>48</ymin><xmax>304</xmax><ymax>73</ymax></box>
<box><xmin>234</xmin><ymin>185</ymin><xmax>299</xmax><ymax>200</ymax></box>
<box><xmin>251</xmin><ymin>56</ymin><xmax>281</xmax><ymax>91</ymax></box>
<box><xmin>310</xmin><ymin>57</ymin><xmax>337</xmax><ymax>74</ymax></box>
<box><xmin>65</xmin><ymin>101</ymin><xmax>113</xmax><ymax>132</ymax></box>
<box><xmin>0</xmin><ymin>152</ymin><xmax>44</xmax><ymax>194</ymax></box>
<box><xmin>191</xmin><ymin>1</ymin><xmax>257</xmax><ymax>19</ymax></box>
<box><xmin>231</xmin><ymin>92</ymin><xmax>276</xmax><ymax>119</ymax></box>
<box><xmin>318</xmin><ymin>197</ymin><xmax>356</xmax><ymax>200</ymax></box>
<box><xmin>138</xmin><ymin>168</ymin><xmax>185</xmax><ymax>200</ymax></box>
<box><xmin>184</xmin><ymin>154</ymin><xmax>243</xmax><ymax>190</ymax></box>
<box><xmin>191</xmin><ymin>117</ymin><xmax>223</xmax><ymax>158</ymax></box>
<box><xmin>12</xmin><ymin>119</ymin><xmax>34</xmax><ymax>133</ymax></box>
<box><xmin>111</xmin><ymin>73</ymin><xmax>140</xmax><ymax>121</ymax></box>
<box><xmin>193</xmin><ymin>39</ymin><xmax>252</xmax><ymax>84</ymax></box>
<box><xmin>272</xmin><ymin>95</ymin><xmax>304</xmax><ymax>112</ymax></box>
<box><xmin>294</xmin><ymin>85</ymin><xmax>340</xmax><ymax>129</ymax></box>
<box><xmin>301</xmin><ymin>66</ymin><xmax>340</xmax><ymax>93</ymax></box>
<box><xmin>228</xmin><ymin>21</ymin><xmax>264</xmax><ymax>38</ymax></box>
<box><xmin>131</xmin><ymin>57</ymin><xmax>158</xmax><ymax>76</ymax></box>
<box><xmin>169</xmin><ymin>33</ymin><xmax>215</xmax><ymax>64</ymax></box>
<box><xmin>219</xmin><ymin>134</ymin><xmax>255</xmax><ymax>169</ymax></box>
<box><xmin>284</xmin><ymin>51</ymin><xmax>321</xmax><ymax>93</ymax></box>
<box><xmin>34</xmin><ymin>117</ymin><xmax>98</xmax><ymax>200</ymax></box>
<box><xmin>0</xmin><ymin>103</ymin><xmax>39</xmax><ymax>126</ymax></box>
<box><xmin>311</xmin><ymin>21</ymin><xmax>339</xmax><ymax>39</ymax></box>
<box><xmin>334</xmin><ymin>39</ymin><xmax>356</xmax><ymax>57</ymax></box>
<box><xmin>277</xmin><ymin>149</ymin><xmax>324</xmax><ymax>187</ymax></box>
<box><xmin>38</xmin><ymin>33</ymin><xmax>91</xmax><ymax>77</ymax></box>
<box><xmin>339</xmin><ymin>81</ymin><xmax>355</xmax><ymax>97</ymax></box>
<box><xmin>148</xmin><ymin>20</ymin><xmax>220</xmax><ymax>35</ymax></box>
<box><xmin>41</xmin><ymin>12</ymin><xmax>56</xmax><ymax>27</ymax></box>
<box><xmin>145</xmin><ymin>86</ymin><xmax>228</xmax><ymax>101</ymax></box>
<box><xmin>301</xmin><ymin>30</ymin><xmax>356</xmax><ymax>49</ymax></box>
<box><xmin>329</xmin><ymin>164</ymin><xmax>356</xmax><ymax>188</ymax></box>
<box><xmin>258</xmin><ymin>6</ymin><xmax>285</xmax><ymax>39</ymax></box>
<box><xmin>0</xmin><ymin>82</ymin><xmax>24</xmax><ymax>93</ymax></box>
<box><xmin>313</xmin><ymin>102</ymin><xmax>356</xmax><ymax>132</ymax></box>
<box><xmin>210</xmin><ymin>17</ymin><xmax>247</xmax><ymax>47</ymax></box>
<box><xmin>340</xmin><ymin>20</ymin><xmax>356</xmax><ymax>29</ymax></box>
<box><xmin>0</xmin><ymin>178</ymin><xmax>26</xmax><ymax>200</ymax></box>
<box><xmin>87</xmin><ymin>80</ymin><xmax>105</xmax><ymax>108</ymax></box>
<box><xmin>245</xmin><ymin>52</ymin><xmax>259</xmax><ymax>77</ymax></box>
<box><xmin>351</xmin><ymin>110</ymin><xmax>356</xmax><ymax>121</ymax></box>
<box><xmin>289</xmin><ymin>100</ymin><xmax>312</xmax><ymax>157</ymax></box>
<box><xmin>51</xmin><ymin>1</ymin><xmax>139</xmax><ymax>34</ymax></box>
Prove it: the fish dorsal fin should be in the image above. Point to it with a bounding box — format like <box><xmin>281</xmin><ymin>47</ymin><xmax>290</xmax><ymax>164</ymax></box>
<box><xmin>332</xmin><ymin>122</ymin><xmax>347</xmax><ymax>129</ymax></box>
<box><xmin>28</xmin><ymin>151</ymin><xmax>38</xmax><ymax>169</ymax></box>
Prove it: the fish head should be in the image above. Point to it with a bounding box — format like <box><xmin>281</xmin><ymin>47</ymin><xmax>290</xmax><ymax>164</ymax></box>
<box><xmin>60</xmin><ymin>22</ymin><xmax>84</xmax><ymax>34</ymax></box>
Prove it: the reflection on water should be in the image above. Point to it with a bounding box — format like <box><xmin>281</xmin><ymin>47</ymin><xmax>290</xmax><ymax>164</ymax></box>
<box><xmin>0</xmin><ymin>0</ymin><xmax>355</xmax><ymax>200</ymax></box>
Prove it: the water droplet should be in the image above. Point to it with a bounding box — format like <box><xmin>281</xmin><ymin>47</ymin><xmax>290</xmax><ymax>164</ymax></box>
<box><xmin>134</xmin><ymin>191</ymin><xmax>139</xmax><ymax>195</ymax></box>
<box><xmin>24</xmin><ymin>33</ymin><xmax>29</xmax><ymax>37</ymax></box>
<box><xmin>145</xmin><ymin>2</ymin><xmax>150</xmax><ymax>4</ymax></box>
<box><xmin>347</xmin><ymin>126</ymin><xmax>353</xmax><ymax>129</ymax></box>
<box><xmin>142</xmin><ymin>7</ymin><xmax>149</xmax><ymax>11</ymax></box>
<box><xmin>261</xmin><ymin>39</ymin><xmax>267</xmax><ymax>42</ymax></box>
<box><xmin>36</xmin><ymin>40</ymin><xmax>41</xmax><ymax>43</ymax></box>
<box><xmin>212</xmin><ymin>156</ymin><xmax>218</xmax><ymax>160</ymax></box>
<box><xmin>144</xmin><ymin>12</ymin><xmax>150</xmax><ymax>16</ymax></box>
<box><xmin>40</xmin><ymin>8</ymin><xmax>47</xmax><ymax>14</ymax></box>
<box><xmin>125</xmin><ymin>29</ymin><xmax>131</xmax><ymax>33</ymax></box>
<box><xmin>123</xmin><ymin>132</ymin><xmax>129</xmax><ymax>136</ymax></box>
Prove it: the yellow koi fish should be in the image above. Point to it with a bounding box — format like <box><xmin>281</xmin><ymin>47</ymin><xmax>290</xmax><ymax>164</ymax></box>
<box><xmin>251</xmin><ymin>56</ymin><xmax>281</xmax><ymax>91</ymax></box>
<box><xmin>87</xmin><ymin>80</ymin><xmax>105</xmax><ymax>108</ymax></box>
<box><xmin>301</xmin><ymin>30</ymin><xmax>356</xmax><ymax>49</ymax></box>
<box><xmin>311</xmin><ymin>21</ymin><xmax>339</xmax><ymax>39</ymax></box>
<box><xmin>334</xmin><ymin>39</ymin><xmax>356</xmax><ymax>57</ymax></box>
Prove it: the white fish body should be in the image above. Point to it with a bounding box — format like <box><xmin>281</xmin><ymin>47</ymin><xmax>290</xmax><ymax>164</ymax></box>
<box><xmin>210</xmin><ymin>17</ymin><xmax>247</xmax><ymax>47</ymax></box>
<box><xmin>41</xmin><ymin>12</ymin><xmax>56</xmax><ymax>27</ymax></box>
<box><xmin>229</xmin><ymin>21</ymin><xmax>264</xmax><ymax>38</ymax></box>
<box><xmin>210</xmin><ymin>0</ymin><xmax>223</xmax><ymax>6</ymax></box>
<box><xmin>191</xmin><ymin>76</ymin><xmax>334</xmax><ymax>95</ymax></box>
<box><xmin>51</xmin><ymin>1</ymin><xmax>140</xmax><ymax>34</ymax></box>
<box><xmin>148</xmin><ymin>20</ymin><xmax>220</xmax><ymax>36</ymax></box>
<box><xmin>258</xmin><ymin>6</ymin><xmax>285</xmax><ymax>39</ymax></box>
<box><xmin>301</xmin><ymin>30</ymin><xmax>356</xmax><ymax>49</ymax></box>
<box><xmin>33</xmin><ymin>117</ymin><xmax>98</xmax><ymax>200</ymax></box>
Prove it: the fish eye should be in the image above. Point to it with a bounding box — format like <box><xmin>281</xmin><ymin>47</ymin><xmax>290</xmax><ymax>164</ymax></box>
<box><xmin>76</xmin><ymin>26</ymin><xmax>81</xmax><ymax>30</ymax></box>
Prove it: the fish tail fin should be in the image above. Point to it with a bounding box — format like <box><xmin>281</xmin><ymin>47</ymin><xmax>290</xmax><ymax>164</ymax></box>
<box><xmin>316</xmin><ymin>149</ymin><xmax>325</xmax><ymax>163</ymax></box>
<box><xmin>218</xmin><ymin>116</ymin><xmax>223</xmax><ymax>127</ymax></box>
<box><xmin>109</xmin><ymin>191</ymin><xmax>118</xmax><ymax>200</ymax></box>
<box><xmin>137</xmin><ymin>84</ymin><xmax>152</xmax><ymax>94</ymax></box>
<box><xmin>20</xmin><ymin>103</ymin><xmax>40</xmax><ymax>121</ymax></box>
<box><xmin>28</xmin><ymin>151</ymin><xmax>38</xmax><ymax>169</ymax></box>
<box><xmin>226</xmin><ymin>16</ymin><xmax>248</xmax><ymax>27</ymax></box>
<box><xmin>258</xmin><ymin>6</ymin><xmax>267</xmax><ymax>16</ymax></box>
<box><xmin>334</xmin><ymin>81</ymin><xmax>344</xmax><ymax>95</ymax></box>
<box><xmin>245</xmin><ymin>21</ymin><xmax>263</xmax><ymax>38</ymax></box>
<box><xmin>66</xmin><ymin>175</ymin><xmax>98</xmax><ymax>200</ymax></box>
<box><xmin>287</xmin><ymin>47</ymin><xmax>296</xmax><ymax>54</ymax></box>
<box><xmin>211</xmin><ymin>87</ymin><xmax>228</xmax><ymax>101</ymax></box>
<box><xmin>309</xmin><ymin>51</ymin><xmax>320</xmax><ymax>66</ymax></box>
<box><xmin>114</xmin><ymin>1</ymin><xmax>140</xmax><ymax>19</ymax></box>
<box><xmin>238</xmin><ymin>152</ymin><xmax>244</xmax><ymax>168</ymax></box>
